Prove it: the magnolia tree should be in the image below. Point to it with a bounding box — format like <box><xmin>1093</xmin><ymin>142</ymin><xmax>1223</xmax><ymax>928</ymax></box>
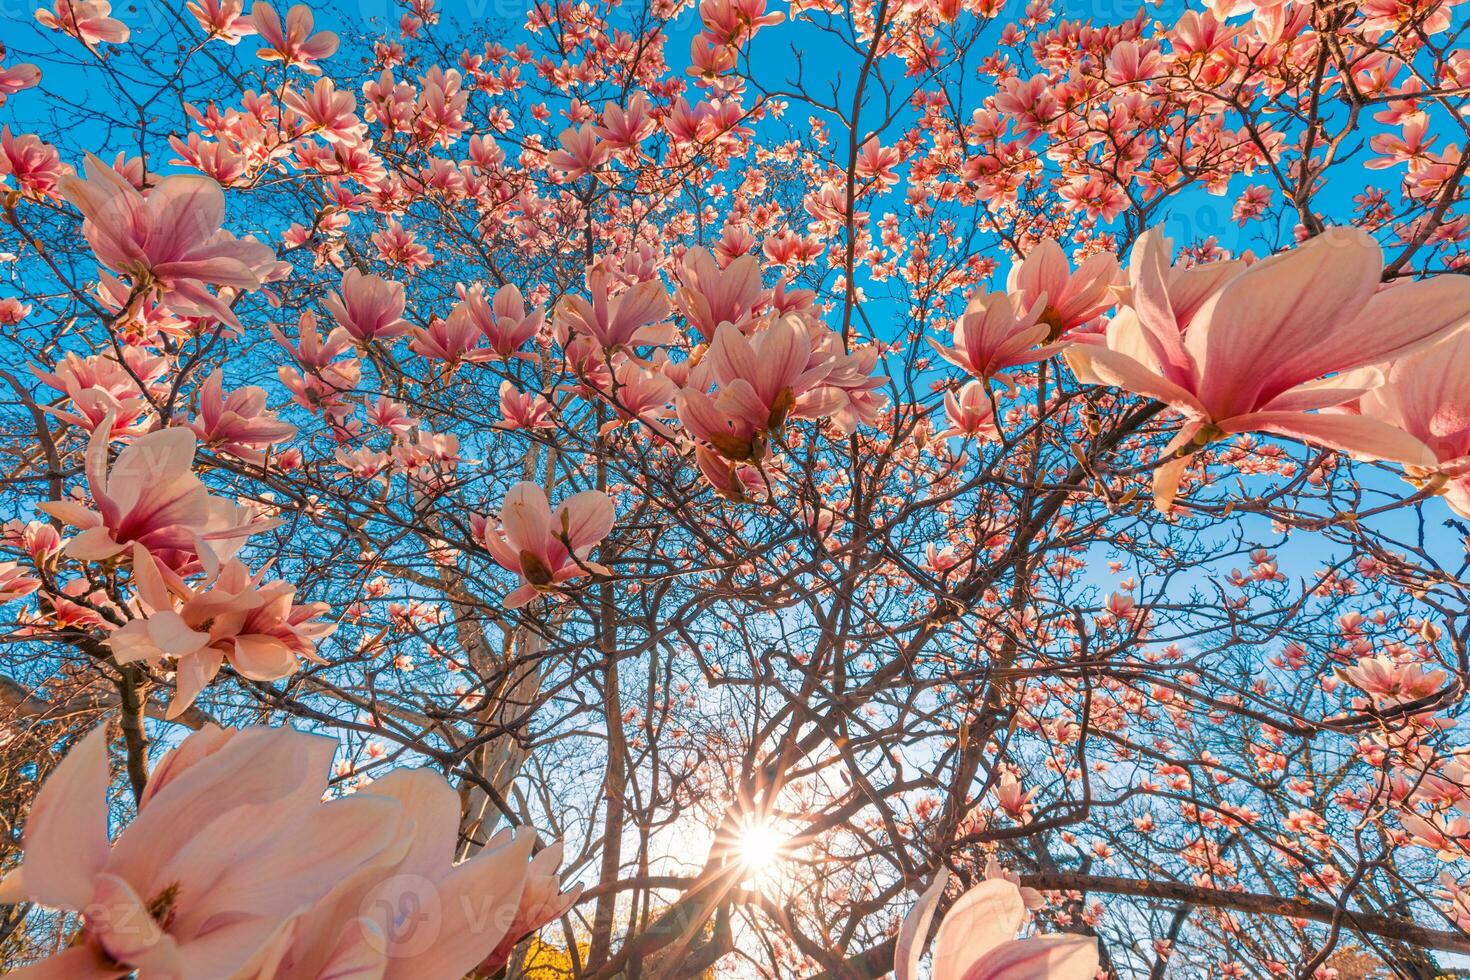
<box><xmin>0</xmin><ymin>0</ymin><xmax>1469</xmax><ymax>976</ymax></box>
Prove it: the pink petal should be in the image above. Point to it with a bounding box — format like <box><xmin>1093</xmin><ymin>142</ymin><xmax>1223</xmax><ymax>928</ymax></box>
<box><xmin>1222</xmin><ymin>411</ymin><xmax>1436</xmax><ymax>465</ymax></box>
<box><xmin>499</xmin><ymin>482</ymin><xmax>552</xmax><ymax>561</ymax></box>
<box><xmin>958</xmin><ymin>935</ymin><xmax>1099</xmax><ymax>980</ymax></box>
<box><xmin>556</xmin><ymin>490</ymin><xmax>614</xmax><ymax>553</ymax></box>
<box><xmin>895</xmin><ymin>869</ymin><xmax>950</xmax><ymax>980</ymax></box>
<box><xmin>502</xmin><ymin>583</ymin><xmax>539</xmax><ymax>608</ymax></box>
<box><xmin>89</xmin><ymin>872</ymin><xmax>166</xmax><ymax>967</ymax></box>
<box><xmin>1065</xmin><ymin>345</ymin><xmax>1204</xmax><ymax>415</ymax></box>
<box><xmin>930</xmin><ymin>879</ymin><xmax>1026</xmax><ymax>980</ymax></box>
<box><xmin>21</xmin><ymin>724</ymin><xmax>111</xmax><ymax>909</ymax></box>
<box><xmin>1186</xmin><ymin>227</ymin><xmax>1381</xmax><ymax>418</ymax></box>
<box><xmin>167</xmin><ymin>646</ymin><xmax>224</xmax><ymax>718</ymax></box>
<box><xmin>107</xmin><ymin>427</ymin><xmax>199</xmax><ymax>517</ymax></box>
<box><xmin>379</xmin><ymin>829</ymin><xmax>534</xmax><ymax>980</ymax></box>
<box><xmin>361</xmin><ymin>768</ymin><xmax>459</xmax><ymax>880</ymax></box>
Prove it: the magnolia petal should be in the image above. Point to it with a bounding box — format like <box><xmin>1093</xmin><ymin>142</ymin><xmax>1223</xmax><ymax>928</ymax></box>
<box><xmin>379</xmin><ymin>828</ymin><xmax>534</xmax><ymax>980</ymax></box>
<box><xmin>1223</xmin><ymin>411</ymin><xmax>1437</xmax><ymax>466</ymax></box>
<box><xmin>499</xmin><ymin>482</ymin><xmax>553</xmax><ymax>562</ymax></box>
<box><xmin>895</xmin><ymin>869</ymin><xmax>950</xmax><ymax>980</ymax></box>
<box><xmin>556</xmin><ymin>490</ymin><xmax>614</xmax><ymax>553</ymax></box>
<box><xmin>930</xmin><ymin>879</ymin><xmax>1027</xmax><ymax>980</ymax></box>
<box><xmin>958</xmin><ymin>934</ymin><xmax>1100</xmax><ymax>980</ymax></box>
<box><xmin>1065</xmin><ymin>345</ymin><xmax>1204</xmax><ymax>416</ymax></box>
<box><xmin>22</xmin><ymin>724</ymin><xmax>111</xmax><ymax>910</ymax></box>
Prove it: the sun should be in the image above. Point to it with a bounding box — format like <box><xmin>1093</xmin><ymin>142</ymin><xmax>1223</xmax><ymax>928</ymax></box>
<box><xmin>736</xmin><ymin>819</ymin><xmax>787</xmax><ymax>879</ymax></box>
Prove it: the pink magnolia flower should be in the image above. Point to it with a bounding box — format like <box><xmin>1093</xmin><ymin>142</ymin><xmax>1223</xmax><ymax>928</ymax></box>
<box><xmin>459</xmin><ymin>283</ymin><xmax>543</xmax><ymax>358</ymax></box>
<box><xmin>897</xmin><ymin>873</ymin><xmax>1098</xmax><ymax>980</ymax></box>
<box><xmin>0</xmin><ymin>296</ymin><xmax>33</xmax><ymax>324</ymax></box>
<box><xmin>1400</xmin><ymin>811</ymin><xmax>1470</xmax><ymax>861</ymax></box>
<box><xmin>596</xmin><ymin>356</ymin><xmax>678</xmax><ymax>434</ymax></box>
<box><xmin>58</xmin><ymin>155</ymin><xmax>279</xmax><ymax>326</ymax></box>
<box><xmin>0</xmin><ymin>562</ymin><xmax>41</xmax><ymax>604</ymax></box>
<box><xmin>0</xmin><ymin>59</ymin><xmax>41</xmax><ymax>105</ymax></box>
<box><xmin>1</xmin><ymin>722</ymin><xmax>562</xmax><ymax>979</ymax></box>
<box><xmin>495</xmin><ymin>380</ymin><xmax>555</xmax><ymax>431</ymax></box>
<box><xmin>37</xmin><ymin>424</ymin><xmax>258</xmax><ymax>569</ymax></box>
<box><xmin>1336</xmin><ymin>655</ymin><xmax>1448</xmax><ymax>703</ymax></box>
<box><xmin>108</xmin><ymin>546</ymin><xmax>332</xmax><ymax>716</ymax></box>
<box><xmin>939</xmin><ymin>380</ymin><xmax>1000</xmax><ymax>441</ymax></box>
<box><xmin>0</xmin><ymin>724</ymin><xmax>402</xmax><ymax>978</ymax></box>
<box><xmin>593</xmin><ymin>93</ymin><xmax>655</xmax><ymax>154</ymax></box>
<box><xmin>481</xmin><ymin>481</ymin><xmax>615</xmax><ymax>608</ymax></box>
<box><xmin>30</xmin><ymin>348</ymin><xmax>166</xmax><ymax>438</ymax></box>
<box><xmin>323</xmin><ymin>268</ymin><xmax>410</xmax><ymax>343</ymax></box>
<box><xmin>698</xmin><ymin>0</ymin><xmax>783</xmax><ymax>47</ymax></box>
<box><xmin>4</xmin><ymin>519</ymin><xmax>63</xmax><ymax>563</ymax></box>
<box><xmin>675</xmin><ymin>247</ymin><xmax>764</xmax><ymax>341</ymax></box>
<box><xmin>555</xmin><ymin>262</ymin><xmax>673</xmax><ymax>350</ymax></box>
<box><xmin>273</xmin><ymin>309</ymin><xmax>355</xmax><ymax>373</ymax></box>
<box><xmin>1066</xmin><ymin>227</ymin><xmax>1470</xmax><ymax>508</ymax></box>
<box><xmin>275</xmin><ymin>312</ymin><xmax>362</xmax><ymax>416</ymax></box>
<box><xmin>186</xmin><ymin>0</ymin><xmax>254</xmax><ymax>41</ymax></box>
<box><xmin>410</xmin><ymin>308</ymin><xmax>492</xmax><ymax>366</ymax></box>
<box><xmin>251</xmin><ymin>2</ymin><xmax>339</xmax><ymax>73</ymax></box>
<box><xmin>0</xmin><ymin>127</ymin><xmax>69</xmax><ymax>200</ymax></box>
<box><xmin>676</xmin><ymin>316</ymin><xmax>834</xmax><ymax>462</ymax></box>
<box><xmin>1006</xmin><ymin>239</ymin><xmax>1120</xmax><ymax>340</ymax></box>
<box><xmin>545</xmin><ymin>123</ymin><xmax>609</xmax><ymax>179</ymax></box>
<box><xmin>188</xmin><ymin>369</ymin><xmax>297</xmax><ymax>464</ymax></box>
<box><xmin>929</xmin><ymin>290</ymin><xmax>1058</xmax><ymax>385</ymax></box>
<box><xmin>808</xmin><ymin>332</ymin><xmax>889</xmax><ymax>435</ymax></box>
<box><xmin>282</xmin><ymin>76</ymin><xmax>360</xmax><ymax>143</ymax></box>
<box><xmin>34</xmin><ymin>0</ymin><xmax>129</xmax><ymax>47</ymax></box>
<box><xmin>1351</xmin><ymin>329</ymin><xmax>1470</xmax><ymax>516</ymax></box>
<box><xmin>477</xmin><ymin>840</ymin><xmax>583</xmax><ymax>973</ymax></box>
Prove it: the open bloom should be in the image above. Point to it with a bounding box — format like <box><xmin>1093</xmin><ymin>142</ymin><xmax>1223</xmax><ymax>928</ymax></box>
<box><xmin>1336</xmin><ymin>655</ymin><xmax>1448</xmax><ymax>704</ymax></box>
<box><xmin>59</xmin><ymin>155</ymin><xmax>278</xmax><ymax>325</ymax></box>
<box><xmin>496</xmin><ymin>380</ymin><xmax>555</xmax><ymax>431</ymax></box>
<box><xmin>410</xmin><ymin>309</ymin><xmax>491</xmax><ymax>366</ymax></box>
<box><xmin>35</xmin><ymin>0</ymin><xmax>129</xmax><ymax>46</ymax></box>
<box><xmin>323</xmin><ymin>268</ymin><xmax>410</xmax><ymax>343</ymax></box>
<box><xmin>31</xmin><ymin>348</ymin><xmax>166</xmax><ymax>438</ymax></box>
<box><xmin>108</xmin><ymin>546</ymin><xmax>333</xmax><ymax>716</ymax></box>
<box><xmin>188</xmin><ymin>369</ymin><xmax>296</xmax><ymax>464</ymax></box>
<box><xmin>1</xmin><ymin>722</ymin><xmax>569</xmax><ymax>979</ymax></box>
<box><xmin>809</xmin><ymin>331</ymin><xmax>889</xmax><ymax>435</ymax></box>
<box><xmin>1006</xmin><ymin>238</ymin><xmax>1120</xmax><ymax>339</ymax></box>
<box><xmin>186</xmin><ymin>0</ymin><xmax>255</xmax><ymax>42</ymax></box>
<box><xmin>453</xmin><ymin>283</ymin><xmax>542</xmax><ymax>359</ymax></box>
<box><xmin>555</xmin><ymin>262</ymin><xmax>672</xmax><ymax>350</ymax></box>
<box><xmin>676</xmin><ymin>316</ymin><xmax>833</xmax><ymax>463</ymax></box>
<box><xmin>675</xmin><ymin>247</ymin><xmax>764</xmax><ymax>340</ymax></box>
<box><xmin>939</xmin><ymin>380</ymin><xmax>1000</xmax><ymax>441</ymax></box>
<box><xmin>896</xmin><ymin>872</ymin><xmax>1098</xmax><ymax>980</ymax></box>
<box><xmin>250</xmin><ymin>2</ymin><xmax>338</xmax><ymax>73</ymax></box>
<box><xmin>1350</xmin><ymin>329</ymin><xmax>1470</xmax><ymax>515</ymax></box>
<box><xmin>481</xmin><ymin>481</ymin><xmax>615</xmax><ymax>608</ymax></box>
<box><xmin>37</xmin><ymin>424</ymin><xmax>259</xmax><ymax>570</ymax></box>
<box><xmin>0</xmin><ymin>58</ymin><xmax>41</xmax><ymax>104</ymax></box>
<box><xmin>595</xmin><ymin>355</ymin><xmax>678</xmax><ymax>434</ymax></box>
<box><xmin>1066</xmin><ymin>227</ymin><xmax>1470</xmax><ymax>508</ymax></box>
<box><xmin>930</xmin><ymin>290</ymin><xmax>1059</xmax><ymax>385</ymax></box>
